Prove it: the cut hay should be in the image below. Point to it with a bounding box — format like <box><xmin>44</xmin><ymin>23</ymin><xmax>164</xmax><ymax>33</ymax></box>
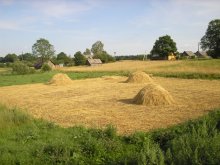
<box><xmin>47</xmin><ymin>73</ymin><xmax>72</xmax><ymax>85</ymax></box>
<box><xmin>126</xmin><ymin>71</ymin><xmax>153</xmax><ymax>83</ymax></box>
<box><xmin>133</xmin><ymin>83</ymin><xmax>175</xmax><ymax>106</ymax></box>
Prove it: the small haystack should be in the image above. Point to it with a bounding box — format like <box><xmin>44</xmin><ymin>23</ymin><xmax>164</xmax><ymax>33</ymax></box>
<box><xmin>126</xmin><ymin>71</ymin><xmax>153</xmax><ymax>83</ymax></box>
<box><xmin>133</xmin><ymin>83</ymin><xmax>175</xmax><ymax>106</ymax></box>
<box><xmin>48</xmin><ymin>73</ymin><xmax>72</xmax><ymax>85</ymax></box>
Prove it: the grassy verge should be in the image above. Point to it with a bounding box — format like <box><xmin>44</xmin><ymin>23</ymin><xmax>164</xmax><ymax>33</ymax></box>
<box><xmin>151</xmin><ymin>72</ymin><xmax>220</xmax><ymax>80</ymax></box>
<box><xmin>0</xmin><ymin>68</ymin><xmax>219</xmax><ymax>87</ymax></box>
<box><xmin>1</xmin><ymin>105</ymin><xmax>220</xmax><ymax>164</ymax></box>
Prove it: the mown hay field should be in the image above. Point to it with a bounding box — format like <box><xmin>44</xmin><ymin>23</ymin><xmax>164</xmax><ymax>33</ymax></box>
<box><xmin>0</xmin><ymin>75</ymin><xmax>220</xmax><ymax>134</ymax></box>
<box><xmin>58</xmin><ymin>60</ymin><xmax>220</xmax><ymax>74</ymax></box>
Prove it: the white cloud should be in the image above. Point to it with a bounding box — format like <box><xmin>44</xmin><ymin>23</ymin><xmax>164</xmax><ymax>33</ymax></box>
<box><xmin>0</xmin><ymin>20</ymin><xmax>20</xmax><ymax>30</ymax></box>
<box><xmin>29</xmin><ymin>0</ymin><xmax>101</xmax><ymax>18</ymax></box>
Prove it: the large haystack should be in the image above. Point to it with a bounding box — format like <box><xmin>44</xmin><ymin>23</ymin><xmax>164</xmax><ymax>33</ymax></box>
<box><xmin>126</xmin><ymin>71</ymin><xmax>153</xmax><ymax>83</ymax></box>
<box><xmin>48</xmin><ymin>73</ymin><xmax>72</xmax><ymax>85</ymax></box>
<box><xmin>133</xmin><ymin>83</ymin><xmax>175</xmax><ymax>106</ymax></box>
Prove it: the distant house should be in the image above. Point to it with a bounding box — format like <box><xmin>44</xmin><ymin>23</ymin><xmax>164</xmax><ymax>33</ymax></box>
<box><xmin>195</xmin><ymin>51</ymin><xmax>210</xmax><ymax>58</ymax></box>
<box><xmin>181</xmin><ymin>51</ymin><xmax>196</xmax><ymax>58</ymax></box>
<box><xmin>86</xmin><ymin>59</ymin><xmax>102</xmax><ymax>66</ymax></box>
<box><xmin>34</xmin><ymin>59</ymin><xmax>55</xmax><ymax>69</ymax></box>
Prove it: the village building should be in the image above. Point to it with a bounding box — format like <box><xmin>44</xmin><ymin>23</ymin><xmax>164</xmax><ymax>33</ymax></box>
<box><xmin>181</xmin><ymin>51</ymin><xmax>196</xmax><ymax>59</ymax></box>
<box><xmin>34</xmin><ymin>59</ymin><xmax>55</xmax><ymax>69</ymax></box>
<box><xmin>86</xmin><ymin>59</ymin><xmax>102</xmax><ymax>66</ymax></box>
<box><xmin>195</xmin><ymin>51</ymin><xmax>210</xmax><ymax>58</ymax></box>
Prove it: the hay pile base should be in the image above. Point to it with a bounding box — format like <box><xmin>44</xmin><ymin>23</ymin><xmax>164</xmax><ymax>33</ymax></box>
<box><xmin>126</xmin><ymin>71</ymin><xmax>153</xmax><ymax>83</ymax></box>
<box><xmin>133</xmin><ymin>83</ymin><xmax>175</xmax><ymax>106</ymax></box>
<box><xmin>48</xmin><ymin>73</ymin><xmax>72</xmax><ymax>85</ymax></box>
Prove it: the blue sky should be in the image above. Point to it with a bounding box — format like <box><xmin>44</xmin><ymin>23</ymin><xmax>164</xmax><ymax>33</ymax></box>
<box><xmin>0</xmin><ymin>0</ymin><xmax>220</xmax><ymax>56</ymax></box>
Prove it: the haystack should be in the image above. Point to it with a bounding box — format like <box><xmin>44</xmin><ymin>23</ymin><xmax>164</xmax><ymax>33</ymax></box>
<box><xmin>47</xmin><ymin>73</ymin><xmax>72</xmax><ymax>85</ymax></box>
<box><xmin>133</xmin><ymin>83</ymin><xmax>175</xmax><ymax>106</ymax></box>
<box><xmin>126</xmin><ymin>71</ymin><xmax>153</xmax><ymax>83</ymax></box>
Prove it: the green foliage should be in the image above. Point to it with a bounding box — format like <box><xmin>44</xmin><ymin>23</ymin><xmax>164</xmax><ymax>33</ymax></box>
<box><xmin>93</xmin><ymin>51</ymin><xmax>115</xmax><ymax>63</ymax></box>
<box><xmin>18</xmin><ymin>53</ymin><xmax>36</xmax><ymax>62</ymax></box>
<box><xmin>56</xmin><ymin>52</ymin><xmax>72</xmax><ymax>66</ymax></box>
<box><xmin>151</xmin><ymin>110</ymin><xmax>220</xmax><ymax>165</ymax></box>
<box><xmin>4</xmin><ymin>53</ymin><xmax>18</xmax><ymax>63</ymax></box>
<box><xmin>91</xmin><ymin>41</ymin><xmax>104</xmax><ymax>55</ymax></box>
<box><xmin>41</xmin><ymin>63</ymin><xmax>52</xmax><ymax>72</ymax></box>
<box><xmin>83</xmin><ymin>48</ymin><xmax>91</xmax><ymax>55</ymax></box>
<box><xmin>0</xmin><ymin>63</ymin><xmax>6</xmax><ymax>68</ymax></box>
<box><xmin>201</xmin><ymin>19</ymin><xmax>220</xmax><ymax>58</ymax></box>
<box><xmin>32</xmin><ymin>38</ymin><xmax>55</xmax><ymax>61</ymax></box>
<box><xmin>12</xmin><ymin>62</ymin><xmax>35</xmax><ymax>75</ymax></box>
<box><xmin>151</xmin><ymin>35</ymin><xmax>177</xmax><ymax>58</ymax></box>
<box><xmin>116</xmin><ymin>55</ymin><xmax>146</xmax><ymax>61</ymax></box>
<box><xmin>1</xmin><ymin>104</ymin><xmax>220</xmax><ymax>164</ymax></box>
<box><xmin>74</xmin><ymin>51</ymin><xmax>87</xmax><ymax>66</ymax></box>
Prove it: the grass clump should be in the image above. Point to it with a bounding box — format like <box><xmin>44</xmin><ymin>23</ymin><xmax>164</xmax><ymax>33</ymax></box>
<box><xmin>41</xmin><ymin>63</ymin><xmax>52</xmax><ymax>72</ymax></box>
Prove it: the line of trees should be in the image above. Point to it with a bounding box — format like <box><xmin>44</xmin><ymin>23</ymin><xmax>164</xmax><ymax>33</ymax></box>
<box><xmin>0</xmin><ymin>40</ymin><xmax>116</xmax><ymax>67</ymax></box>
<box><xmin>1</xmin><ymin>19</ymin><xmax>219</xmax><ymax>66</ymax></box>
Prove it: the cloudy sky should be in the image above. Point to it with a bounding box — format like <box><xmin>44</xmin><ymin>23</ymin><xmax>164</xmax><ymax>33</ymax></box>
<box><xmin>0</xmin><ymin>0</ymin><xmax>220</xmax><ymax>56</ymax></box>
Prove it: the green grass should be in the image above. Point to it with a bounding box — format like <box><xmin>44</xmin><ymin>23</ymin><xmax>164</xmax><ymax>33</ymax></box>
<box><xmin>0</xmin><ymin>71</ymin><xmax>129</xmax><ymax>87</ymax></box>
<box><xmin>1</xmin><ymin>104</ymin><xmax>220</xmax><ymax>164</ymax></box>
<box><xmin>151</xmin><ymin>72</ymin><xmax>220</xmax><ymax>80</ymax></box>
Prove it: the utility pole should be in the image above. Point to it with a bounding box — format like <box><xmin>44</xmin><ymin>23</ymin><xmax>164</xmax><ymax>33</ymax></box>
<box><xmin>198</xmin><ymin>42</ymin><xmax>200</xmax><ymax>52</ymax></box>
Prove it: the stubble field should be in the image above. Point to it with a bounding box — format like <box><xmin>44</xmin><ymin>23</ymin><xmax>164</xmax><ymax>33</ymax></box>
<box><xmin>0</xmin><ymin>73</ymin><xmax>220</xmax><ymax>134</ymax></box>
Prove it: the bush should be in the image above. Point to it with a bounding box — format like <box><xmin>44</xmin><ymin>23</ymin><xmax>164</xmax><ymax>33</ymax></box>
<box><xmin>12</xmin><ymin>62</ymin><xmax>35</xmax><ymax>75</ymax></box>
<box><xmin>41</xmin><ymin>63</ymin><xmax>52</xmax><ymax>72</ymax></box>
<box><xmin>0</xmin><ymin>63</ymin><xmax>6</xmax><ymax>68</ymax></box>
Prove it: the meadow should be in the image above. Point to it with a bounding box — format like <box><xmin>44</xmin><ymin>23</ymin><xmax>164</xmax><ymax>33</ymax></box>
<box><xmin>0</xmin><ymin>59</ymin><xmax>220</xmax><ymax>164</ymax></box>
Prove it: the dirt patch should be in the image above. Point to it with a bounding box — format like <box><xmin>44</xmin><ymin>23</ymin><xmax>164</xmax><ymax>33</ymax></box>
<box><xmin>133</xmin><ymin>83</ymin><xmax>175</xmax><ymax>106</ymax></box>
<box><xmin>0</xmin><ymin>76</ymin><xmax>220</xmax><ymax>134</ymax></box>
<box><xmin>47</xmin><ymin>73</ymin><xmax>72</xmax><ymax>85</ymax></box>
<box><xmin>126</xmin><ymin>71</ymin><xmax>153</xmax><ymax>83</ymax></box>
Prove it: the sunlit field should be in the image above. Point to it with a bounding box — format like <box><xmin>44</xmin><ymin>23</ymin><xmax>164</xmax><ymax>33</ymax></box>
<box><xmin>58</xmin><ymin>59</ymin><xmax>220</xmax><ymax>74</ymax></box>
<box><xmin>1</xmin><ymin>76</ymin><xmax>220</xmax><ymax>134</ymax></box>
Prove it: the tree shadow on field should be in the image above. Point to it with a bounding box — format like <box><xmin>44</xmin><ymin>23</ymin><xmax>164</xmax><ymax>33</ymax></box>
<box><xmin>118</xmin><ymin>98</ymin><xmax>134</xmax><ymax>105</ymax></box>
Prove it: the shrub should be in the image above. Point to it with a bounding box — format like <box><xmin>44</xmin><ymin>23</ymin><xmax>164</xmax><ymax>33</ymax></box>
<box><xmin>0</xmin><ymin>63</ymin><xmax>6</xmax><ymax>68</ymax></box>
<box><xmin>41</xmin><ymin>63</ymin><xmax>52</xmax><ymax>72</ymax></box>
<box><xmin>12</xmin><ymin>62</ymin><xmax>35</xmax><ymax>75</ymax></box>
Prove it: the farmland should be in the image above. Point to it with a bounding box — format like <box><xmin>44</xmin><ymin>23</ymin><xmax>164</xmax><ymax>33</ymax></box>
<box><xmin>0</xmin><ymin>60</ymin><xmax>220</xmax><ymax>164</ymax></box>
<box><xmin>0</xmin><ymin>76</ymin><xmax>220</xmax><ymax>134</ymax></box>
<box><xmin>58</xmin><ymin>59</ymin><xmax>220</xmax><ymax>74</ymax></box>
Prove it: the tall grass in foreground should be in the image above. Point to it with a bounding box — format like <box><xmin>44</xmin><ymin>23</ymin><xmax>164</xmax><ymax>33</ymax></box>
<box><xmin>0</xmin><ymin>104</ymin><xmax>220</xmax><ymax>164</ymax></box>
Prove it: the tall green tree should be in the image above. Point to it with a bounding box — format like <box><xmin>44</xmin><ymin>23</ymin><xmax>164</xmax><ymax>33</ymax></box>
<box><xmin>32</xmin><ymin>38</ymin><xmax>55</xmax><ymax>61</ymax></box>
<box><xmin>201</xmin><ymin>19</ymin><xmax>220</xmax><ymax>58</ymax></box>
<box><xmin>74</xmin><ymin>51</ymin><xmax>86</xmax><ymax>66</ymax></box>
<box><xmin>83</xmin><ymin>48</ymin><xmax>91</xmax><ymax>55</ymax></box>
<box><xmin>151</xmin><ymin>35</ymin><xmax>177</xmax><ymax>58</ymax></box>
<box><xmin>18</xmin><ymin>53</ymin><xmax>36</xmax><ymax>62</ymax></box>
<box><xmin>4</xmin><ymin>53</ymin><xmax>18</xmax><ymax>63</ymax></box>
<box><xmin>91</xmin><ymin>41</ymin><xmax>104</xmax><ymax>55</ymax></box>
<box><xmin>57</xmin><ymin>52</ymin><xmax>72</xmax><ymax>65</ymax></box>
